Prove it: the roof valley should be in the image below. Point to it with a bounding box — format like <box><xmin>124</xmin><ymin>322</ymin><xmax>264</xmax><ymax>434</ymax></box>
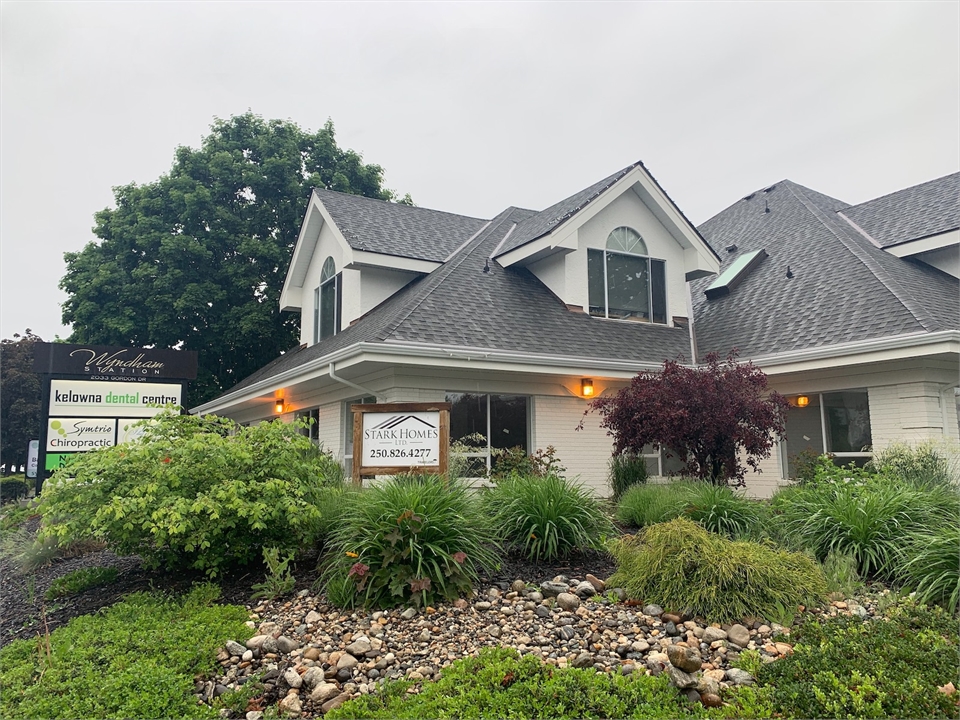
<box><xmin>785</xmin><ymin>182</ymin><xmax>938</xmax><ymax>333</ymax></box>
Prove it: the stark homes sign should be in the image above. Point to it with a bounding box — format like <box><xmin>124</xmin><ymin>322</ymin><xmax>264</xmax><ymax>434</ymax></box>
<box><xmin>351</xmin><ymin>403</ymin><xmax>450</xmax><ymax>483</ymax></box>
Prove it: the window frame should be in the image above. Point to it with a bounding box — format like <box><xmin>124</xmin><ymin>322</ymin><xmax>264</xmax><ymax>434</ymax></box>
<box><xmin>314</xmin><ymin>257</ymin><xmax>341</xmax><ymax>343</ymax></box>
<box><xmin>296</xmin><ymin>407</ymin><xmax>320</xmax><ymax>443</ymax></box>
<box><xmin>588</xmin><ymin>227</ymin><xmax>668</xmax><ymax>324</ymax></box>
<box><xmin>446</xmin><ymin>393</ymin><xmax>530</xmax><ymax>477</ymax></box>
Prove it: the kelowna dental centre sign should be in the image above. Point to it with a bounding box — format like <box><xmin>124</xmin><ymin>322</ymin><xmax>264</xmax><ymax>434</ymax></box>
<box><xmin>32</xmin><ymin>343</ymin><xmax>198</xmax><ymax>491</ymax></box>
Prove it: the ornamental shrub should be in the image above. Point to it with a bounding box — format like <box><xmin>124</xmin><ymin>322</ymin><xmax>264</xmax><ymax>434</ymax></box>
<box><xmin>38</xmin><ymin>412</ymin><xmax>340</xmax><ymax>577</ymax></box>
<box><xmin>616</xmin><ymin>481</ymin><xmax>694</xmax><ymax>528</ymax></box>
<box><xmin>757</xmin><ymin>599</ymin><xmax>958</xmax><ymax>719</ymax></box>
<box><xmin>608</xmin><ymin>518</ymin><xmax>826</xmax><ymax>623</ymax></box>
<box><xmin>0</xmin><ymin>478</ymin><xmax>29</xmax><ymax>504</ymax></box>
<box><xmin>608</xmin><ymin>452</ymin><xmax>647</xmax><ymax>501</ymax></box>
<box><xmin>322</xmin><ymin>475</ymin><xmax>500</xmax><ymax>609</ymax></box>
<box><xmin>482</xmin><ymin>474</ymin><xmax>614</xmax><ymax>561</ymax></box>
<box><xmin>770</xmin><ymin>476</ymin><xmax>955</xmax><ymax>579</ymax></box>
<box><xmin>868</xmin><ymin>441</ymin><xmax>957</xmax><ymax>490</ymax></box>
<box><xmin>897</xmin><ymin>522</ymin><xmax>960</xmax><ymax>613</ymax></box>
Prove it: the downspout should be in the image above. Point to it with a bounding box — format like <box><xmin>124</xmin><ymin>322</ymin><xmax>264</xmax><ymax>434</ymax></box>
<box><xmin>328</xmin><ymin>362</ymin><xmax>387</xmax><ymax>402</ymax></box>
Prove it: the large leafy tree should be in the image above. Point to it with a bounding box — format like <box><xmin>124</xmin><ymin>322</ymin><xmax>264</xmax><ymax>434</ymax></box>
<box><xmin>0</xmin><ymin>330</ymin><xmax>43</xmax><ymax>471</ymax></box>
<box><xmin>589</xmin><ymin>353</ymin><xmax>789</xmax><ymax>486</ymax></box>
<box><xmin>61</xmin><ymin>114</ymin><xmax>400</xmax><ymax>405</ymax></box>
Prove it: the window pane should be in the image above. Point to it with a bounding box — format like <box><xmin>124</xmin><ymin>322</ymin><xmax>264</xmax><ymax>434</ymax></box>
<box><xmin>490</xmin><ymin>395</ymin><xmax>527</xmax><ymax>451</ymax></box>
<box><xmin>651</xmin><ymin>259</ymin><xmax>666</xmax><ymax>324</ymax></box>
<box><xmin>447</xmin><ymin>393</ymin><xmax>487</xmax><ymax>448</ymax></box>
<box><xmin>784</xmin><ymin>395</ymin><xmax>825</xmax><ymax>478</ymax></box>
<box><xmin>823</xmin><ymin>391</ymin><xmax>872</xmax><ymax>453</ymax></box>
<box><xmin>320</xmin><ymin>278</ymin><xmax>336</xmax><ymax>340</ymax></box>
<box><xmin>588</xmin><ymin>249</ymin><xmax>605</xmax><ymax>316</ymax></box>
<box><xmin>313</xmin><ymin>287</ymin><xmax>320</xmax><ymax>344</ymax></box>
<box><xmin>606</xmin><ymin>252</ymin><xmax>649</xmax><ymax>320</ymax></box>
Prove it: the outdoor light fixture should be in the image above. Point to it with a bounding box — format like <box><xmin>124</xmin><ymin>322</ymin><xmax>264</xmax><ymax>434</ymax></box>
<box><xmin>581</xmin><ymin>378</ymin><xmax>594</xmax><ymax>397</ymax></box>
<box><xmin>275</xmin><ymin>398</ymin><xmax>285</xmax><ymax>414</ymax></box>
<box><xmin>796</xmin><ymin>395</ymin><xmax>809</xmax><ymax>408</ymax></box>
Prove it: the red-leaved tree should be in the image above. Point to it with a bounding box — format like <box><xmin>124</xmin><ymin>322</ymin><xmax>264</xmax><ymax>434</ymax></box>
<box><xmin>588</xmin><ymin>353</ymin><xmax>789</xmax><ymax>486</ymax></box>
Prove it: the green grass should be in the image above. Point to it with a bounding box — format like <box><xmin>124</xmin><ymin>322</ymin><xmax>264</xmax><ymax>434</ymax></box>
<box><xmin>616</xmin><ymin>481</ymin><xmax>696</xmax><ymax>528</ymax></box>
<box><xmin>44</xmin><ymin>566</ymin><xmax>119</xmax><ymax>600</ymax></box>
<box><xmin>483</xmin><ymin>474</ymin><xmax>614</xmax><ymax>561</ymax></box>
<box><xmin>0</xmin><ymin>584</ymin><xmax>250</xmax><ymax>719</ymax></box>
<box><xmin>897</xmin><ymin>522</ymin><xmax>960</xmax><ymax>613</ymax></box>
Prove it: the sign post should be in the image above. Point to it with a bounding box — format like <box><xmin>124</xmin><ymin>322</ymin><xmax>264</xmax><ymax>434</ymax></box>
<box><xmin>352</xmin><ymin>402</ymin><xmax>450</xmax><ymax>485</ymax></box>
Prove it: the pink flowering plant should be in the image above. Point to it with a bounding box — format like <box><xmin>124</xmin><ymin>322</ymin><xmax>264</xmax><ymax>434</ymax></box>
<box><xmin>322</xmin><ymin>475</ymin><xmax>500</xmax><ymax>609</ymax></box>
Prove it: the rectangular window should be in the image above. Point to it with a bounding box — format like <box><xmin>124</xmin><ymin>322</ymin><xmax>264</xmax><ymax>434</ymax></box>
<box><xmin>296</xmin><ymin>408</ymin><xmax>320</xmax><ymax>443</ymax></box>
<box><xmin>588</xmin><ymin>250</ymin><xmax>667</xmax><ymax>324</ymax></box>
<box><xmin>447</xmin><ymin>393</ymin><xmax>529</xmax><ymax>476</ymax></box>
<box><xmin>313</xmin><ymin>287</ymin><xmax>320</xmax><ymax>344</ymax></box>
<box><xmin>319</xmin><ymin>274</ymin><xmax>339</xmax><ymax>340</ymax></box>
<box><xmin>784</xmin><ymin>390</ymin><xmax>873</xmax><ymax>477</ymax></box>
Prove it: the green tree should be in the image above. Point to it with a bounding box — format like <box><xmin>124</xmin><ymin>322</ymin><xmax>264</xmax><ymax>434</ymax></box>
<box><xmin>61</xmin><ymin>113</ymin><xmax>400</xmax><ymax>405</ymax></box>
<box><xmin>0</xmin><ymin>330</ymin><xmax>43</xmax><ymax>471</ymax></box>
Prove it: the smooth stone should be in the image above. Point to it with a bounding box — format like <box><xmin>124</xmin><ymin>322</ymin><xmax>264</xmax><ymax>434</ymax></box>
<box><xmin>609</xmin><ymin>588</ymin><xmax>627</xmax><ymax>602</ymax></box>
<box><xmin>337</xmin><ymin>653</ymin><xmax>359</xmax><ymax>670</ymax></box>
<box><xmin>725</xmin><ymin>668</ymin><xmax>755</xmax><ymax>685</ymax></box>
<box><xmin>242</xmin><ymin>650</ymin><xmax>254</xmax><ymax>662</ymax></box>
<box><xmin>667</xmin><ymin>665</ymin><xmax>699</xmax><ymax>690</ymax></box>
<box><xmin>321</xmin><ymin>693</ymin><xmax>352</xmax><ymax>714</ymax></box>
<box><xmin>310</xmin><ymin>682</ymin><xmax>340</xmax><ymax>703</ymax></box>
<box><xmin>400</xmin><ymin>607</ymin><xmax>418</xmax><ymax>620</ymax></box>
<box><xmin>556</xmin><ymin>593</ymin><xmax>581</xmax><ymax>611</ymax></box>
<box><xmin>535</xmin><ymin>605</ymin><xmax>552</xmax><ymax>619</ymax></box>
<box><xmin>345</xmin><ymin>636</ymin><xmax>372</xmax><ymax>655</ymax></box>
<box><xmin>667</xmin><ymin>644</ymin><xmax>703</xmax><ymax>673</ymax></box>
<box><xmin>727</xmin><ymin>624</ymin><xmax>750</xmax><ymax>647</ymax></box>
<box><xmin>662</xmin><ymin>613</ymin><xmax>682</xmax><ymax>624</ymax></box>
<box><xmin>335</xmin><ymin>667</ymin><xmax>353</xmax><ymax>682</ymax></box>
<box><xmin>303</xmin><ymin>647</ymin><xmax>321</xmax><ymax>661</ymax></box>
<box><xmin>697</xmin><ymin>674</ymin><xmax>720</xmax><ymax>696</ymax></box>
<box><xmin>664</xmin><ymin>621</ymin><xmax>680</xmax><ymax>637</ymax></box>
<box><xmin>574</xmin><ymin>581</ymin><xmax>597</xmax><ymax>598</ymax></box>
<box><xmin>510</xmin><ymin>579</ymin><xmax>527</xmax><ymax>593</ymax></box>
<box><xmin>305</xmin><ymin>610</ymin><xmax>323</xmax><ymax>624</ymax></box>
<box><xmin>225</xmin><ymin>640</ymin><xmax>247</xmax><ymax>657</ymax></box>
<box><xmin>278</xmin><ymin>693</ymin><xmax>301</xmax><ymax>718</ymax></box>
<box><xmin>276</xmin><ymin>636</ymin><xmax>299</xmax><ymax>653</ymax></box>
<box><xmin>621</xmin><ymin>663</ymin><xmax>635</xmax><ymax>675</ymax></box>
<box><xmin>701</xmin><ymin>693</ymin><xmax>723</xmax><ymax>708</ymax></box>
<box><xmin>245</xmin><ymin>635</ymin><xmax>268</xmax><ymax>650</ymax></box>
<box><xmin>540</xmin><ymin>581</ymin><xmax>569</xmax><ymax>598</ymax></box>
<box><xmin>301</xmin><ymin>667</ymin><xmax>324</xmax><ymax>690</ymax></box>
<box><xmin>557</xmin><ymin>626</ymin><xmax>576</xmax><ymax>641</ymax></box>
<box><xmin>246</xmin><ymin>712</ymin><xmax>264</xmax><ymax>720</ymax></box>
<box><xmin>585</xmin><ymin>574</ymin><xmax>605</xmax><ymax>592</ymax></box>
<box><xmin>643</xmin><ymin>604</ymin><xmax>664</xmax><ymax>617</ymax></box>
<box><xmin>260</xmin><ymin>636</ymin><xmax>279</xmax><ymax>655</ymax></box>
<box><xmin>703</xmin><ymin>627</ymin><xmax>728</xmax><ymax>644</ymax></box>
<box><xmin>475</xmin><ymin>601</ymin><xmax>492</xmax><ymax>611</ymax></box>
<box><xmin>572</xmin><ymin>652</ymin><xmax>595</xmax><ymax>669</ymax></box>
<box><xmin>283</xmin><ymin>668</ymin><xmax>302</xmax><ymax>688</ymax></box>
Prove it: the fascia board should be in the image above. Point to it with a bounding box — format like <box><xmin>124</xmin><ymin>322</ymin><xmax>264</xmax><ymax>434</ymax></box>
<box><xmin>191</xmin><ymin>340</ymin><xmax>671</xmax><ymax>415</ymax></box>
<box><xmin>745</xmin><ymin>331</ymin><xmax>960</xmax><ymax>375</ymax></box>
<box><xmin>279</xmin><ymin>195</ymin><xmax>356</xmax><ymax>311</ymax></box>
<box><xmin>344</xmin><ymin>251</ymin><xmax>441</xmax><ymax>274</ymax></box>
<box><xmin>883</xmin><ymin>228</ymin><xmax>959</xmax><ymax>257</ymax></box>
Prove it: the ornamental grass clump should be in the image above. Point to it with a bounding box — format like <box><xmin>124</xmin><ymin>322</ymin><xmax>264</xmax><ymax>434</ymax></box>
<box><xmin>322</xmin><ymin>475</ymin><xmax>499</xmax><ymax>609</ymax></box>
<box><xmin>896</xmin><ymin>522</ymin><xmax>960</xmax><ymax>613</ymax></box>
<box><xmin>608</xmin><ymin>517</ymin><xmax>826</xmax><ymax>623</ymax></box>
<box><xmin>482</xmin><ymin>474</ymin><xmax>614</xmax><ymax>561</ymax></box>
<box><xmin>770</xmin><ymin>476</ymin><xmax>955</xmax><ymax>579</ymax></box>
<box><xmin>615</xmin><ymin>482</ymin><xmax>694</xmax><ymax>528</ymax></box>
<box><xmin>37</xmin><ymin>412</ymin><xmax>340</xmax><ymax>578</ymax></box>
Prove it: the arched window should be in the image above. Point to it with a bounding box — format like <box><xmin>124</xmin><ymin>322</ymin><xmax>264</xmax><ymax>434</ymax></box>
<box><xmin>313</xmin><ymin>257</ymin><xmax>341</xmax><ymax>343</ymax></box>
<box><xmin>588</xmin><ymin>227</ymin><xmax>667</xmax><ymax>323</ymax></box>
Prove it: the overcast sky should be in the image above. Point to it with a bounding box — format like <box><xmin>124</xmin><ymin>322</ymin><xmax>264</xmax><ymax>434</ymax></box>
<box><xmin>2</xmin><ymin>1</ymin><xmax>957</xmax><ymax>341</ymax></box>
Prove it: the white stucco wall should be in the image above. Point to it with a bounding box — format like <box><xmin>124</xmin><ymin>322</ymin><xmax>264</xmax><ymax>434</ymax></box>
<box><xmin>358</xmin><ymin>267</ymin><xmax>419</xmax><ymax>318</ymax></box>
<box><xmin>531</xmin><ymin>394</ymin><xmax>612</xmax><ymax>495</ymax></box>
<box><xmin>299</xmin><ymin>222</ymin><xmax>349</xmax><ymax>346</ymax></box>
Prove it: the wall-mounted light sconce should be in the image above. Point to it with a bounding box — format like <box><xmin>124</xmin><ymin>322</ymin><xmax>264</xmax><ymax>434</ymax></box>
<box><xmin>796</xmin><ymin>395</ymin><xmax>809</xmax><ymax>408</ymax></box>
<box><xmin>581</xmin><ymin>378</ymin><xmax>594</xmax><ymax>398</ymax></box>
<box><xmin>275</xmin><ymin>398</ymin><xmax>285</xmax><ymax>414</ymax></box>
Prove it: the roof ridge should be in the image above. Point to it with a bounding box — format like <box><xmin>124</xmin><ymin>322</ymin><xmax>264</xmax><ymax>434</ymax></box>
<box><xmin>785</xmin><ymin>183</ymin><xmax>937</xmax><ymax>332</ymax></box>
<box><xmin>843</xmin><ymin>171</ymin><xmax>960</xmax><ymax>213</ymax></box>
<box><xmin>378</xmin><ymin>209</ymin><xmax>520</xmax><ymax>340</ymax></box>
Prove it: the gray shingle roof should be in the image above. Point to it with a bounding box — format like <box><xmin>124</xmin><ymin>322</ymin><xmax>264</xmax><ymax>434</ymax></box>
<box><xmin>494</xmin><ymin>163</ymin><xmax>641</xmax><ymax>256</ymax></box>
<box><xmin>313</xmin><ymin>188</ymin><xmax>488</xmax><ymax>262</ymax></box>
<box><xmin>691</xmin><ymin>180</ymin><xmax>959</xmax><ymax>360</ymax></box>
<box><xmin>224</xmin><ymin>205</ymin><xmax>692</xmax><ymax>397</ymax></box>
<box><xmin>839</xmin><ymin>172</ymin><xmax>960</xmax><ymax>248</ymax></box>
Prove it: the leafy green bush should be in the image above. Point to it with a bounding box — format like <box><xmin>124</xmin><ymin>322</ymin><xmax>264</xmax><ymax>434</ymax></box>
<box><xmin>326</xmin><ymin>647</ymin><xmax>723</xmax><ymax>719</ymax></box>
<box><xmin>45</xmin><ymin>566</ymin><xmax>118</xmax><ymax>600</ymax></box>
<box><xmin>322</xmin><ymin>475</ymin><xmax>500</xmax><ymax>608</ymax></box>
<box><xmin>608</xmin><ymin>453</ymin><xmax>647</xmax><ymax>501</ymax></box>
<box><xmin>616</xmin><ymin>481</ymin><xmax>693</xmax><ymax>528</ymax></box>
<box><xmin>482</xmin><ymin>474</ymin><xmax>614</xmax><ymax>561</ymax></box>
<box><xmin>250</xmin><ymin>547</ymin><xmax>296</xmax><ymax>600</ymax></box>
<box><xmin>897</xmin><ymin>522</ymin><xmax>960</xmax><ymax>613</ymax></box>
<box><xmin>38</xmin><ymin>412</ymin><xmax>340</xmax><ymax>577</ymax></box>
<box><xmin>681</xmin><ymin>483</ymin><xmax>764</xmax><ymax>539</ymax></box>
<box><xmin>0</xmin><ymin>585</ymin><xmax>249</xmax><ymax>719</ymax></box>
<box><xmin>492</xmin><ymin>445</ymin><xmax>566</xmax><ymax>481</ymax></box>
<box><xmin>0</xmin><ymin>478</ymin><xmax>29</xmax><ymax>504</ymax></box>
<box><xmin>757</xmin><ymin>599</ymin><xmax>958</xmax><ymax>719</ymax></box>
<box><xmin>770</xmin><ymin>477</ymin><xmax>954</xmax><ymax>578</ymax></box>
<box><xmin>608</xmin><ymin>518</ymin><xmax>826</xmax><ymax>623</ymax></box>
<box><xmin>869</xmin><ymin>442</ymin><xmax>957</xmax><ymax>490</ymax></box>
<box><xmin>820</xmin><ymin>550</ymin><xmax>863</xmax><ymax>597</ymax></box>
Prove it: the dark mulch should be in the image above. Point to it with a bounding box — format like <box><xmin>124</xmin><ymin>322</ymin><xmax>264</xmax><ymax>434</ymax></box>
<box><xmin>1</xmin><ymin>516</ymin><xmax>617</xmax><ymax>648</ymax></box>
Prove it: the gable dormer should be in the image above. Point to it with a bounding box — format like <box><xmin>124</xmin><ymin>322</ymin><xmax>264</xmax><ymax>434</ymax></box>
<box><xmin>281</xmin><ymin>190</ymin><xmax>487</xmax><ymax>345</ymax></box>
<box><xmin>495</xmin><ymin>162</ymin><xmax>721</xmax><ymax>326</ymax></box>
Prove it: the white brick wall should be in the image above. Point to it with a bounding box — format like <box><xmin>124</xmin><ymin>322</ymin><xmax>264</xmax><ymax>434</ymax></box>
<box><xmin>870</xmin><ymin>383</ymin><xmax>953</xmax><ymax>449</ymax></box>
<box><xmin>531</xmin><ymin>395</ymin><xmax>613</xmax><ymax>495</ymax></box>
